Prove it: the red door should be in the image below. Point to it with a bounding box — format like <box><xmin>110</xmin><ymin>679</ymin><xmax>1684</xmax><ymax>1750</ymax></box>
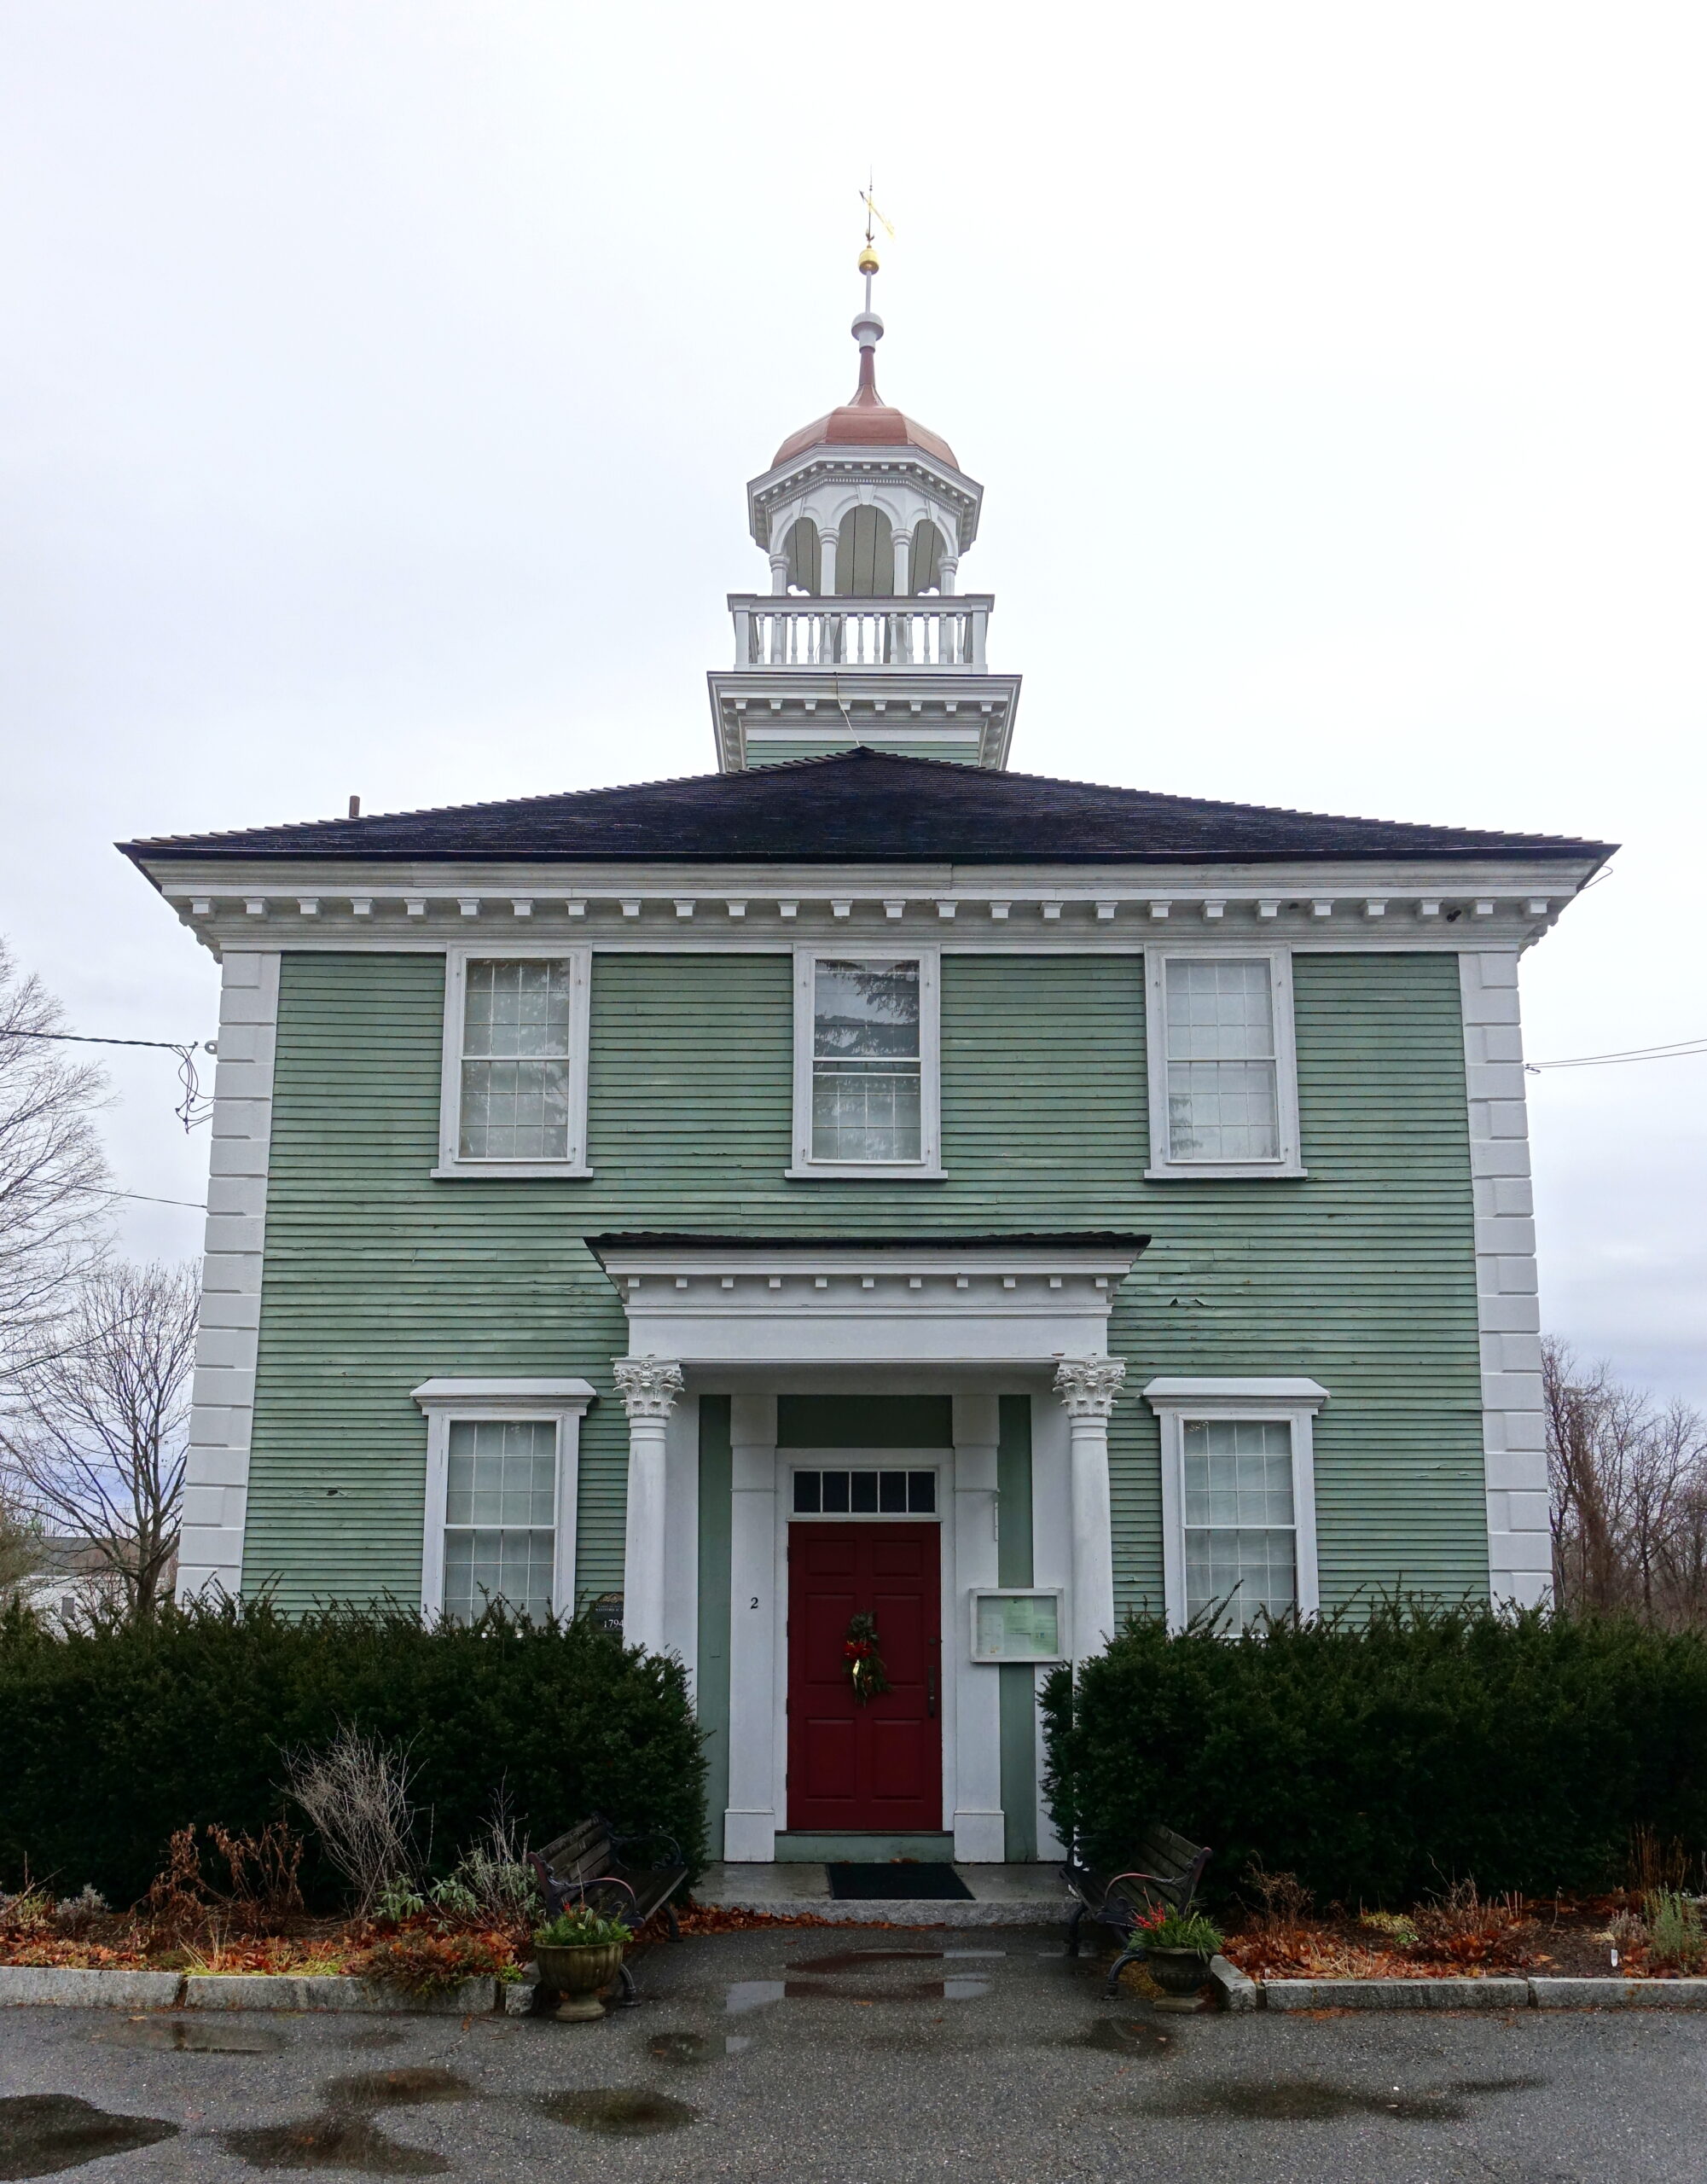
<box><xmin>787</xmin><ymin>1523</ymin><xmax>942</xmax><ymax>1833</ymax></box>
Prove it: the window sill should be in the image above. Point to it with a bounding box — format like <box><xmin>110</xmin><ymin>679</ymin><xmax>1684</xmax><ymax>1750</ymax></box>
<box><xmin>785</xmin><ymin>1163</ymin><xmax>946</xmax><ymax>1182</ymax></box>
<box><xmin>431</xmin><ymin>1162</ymin><xmax>594</xmax><ymax>1181</ymax></box>
<box><xmin>1144</xmin><ymin>1162</ymin><xmax>1307</xmax><ymax>1182</ymax></box>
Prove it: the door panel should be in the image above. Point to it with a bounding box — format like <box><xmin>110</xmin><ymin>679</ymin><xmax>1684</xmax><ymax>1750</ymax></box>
<box><xmin>787</xmin><ymin>1522</ymin><xmax>943</xmax><ymax>1833</ymax></box>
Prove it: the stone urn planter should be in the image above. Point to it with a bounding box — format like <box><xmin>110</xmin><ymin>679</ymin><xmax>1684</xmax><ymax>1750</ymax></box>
<box><xmin>534</xmin><ymin>1941</ymin><xmax>626</xmax><ymax>2022</ymax></box>
<box><xmin>1143</xmin><ymin>1946</ymin><xmax>1213</xmax><ymax>2010</ymax></box>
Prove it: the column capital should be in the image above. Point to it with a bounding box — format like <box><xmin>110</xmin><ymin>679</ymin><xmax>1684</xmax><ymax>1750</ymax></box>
<box><xmin>613</xmin><ymin>1355</ymin><xmax>684</xmax><ymax>1421</ymax></box>
<box><xmin>1054</xmin><ymin>1355</ymin><xmax>1126</xmax><ymax>1420</ymax></box>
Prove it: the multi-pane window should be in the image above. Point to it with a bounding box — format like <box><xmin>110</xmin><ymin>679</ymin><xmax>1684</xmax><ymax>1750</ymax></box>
<box><xmin>810</xmin><ymin>959</ymin><xmax>922</xmax><ymax>1163</ymax></box>
<box><xmin>1182</xmin><ymin>1419</ymin><xmax>1297</xmax><ymax>1630</ymax></box>
<box><xmin>442</xmin><ymin>1419</ymin><xmax>557</xmax><ymax>1623</ymax></box>
<box><xmin>793</xmin><ymin>1467</ymin><xmax>938</xmax><ymax>1514</ymax></box>
<box><xmin>458</xmin><ymin>959</ymin><xmax>575</xmax><ymax>1161</ymax></box>
<box><xmin>1164</xmin><ymin>958</ymin><xmax>1280</xmax><ymax>1162</ymax></box>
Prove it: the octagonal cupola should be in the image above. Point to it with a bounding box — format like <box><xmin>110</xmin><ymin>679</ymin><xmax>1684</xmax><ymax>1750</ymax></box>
<box><xmin>748</xmin><ymin>303</ymin><xmax>982</xmax><ymax>601</ymax></box>
<box><xmin>709</xmin><ymin>245</ymin><xmax>1019</xmax><ymax>774</ymax></box>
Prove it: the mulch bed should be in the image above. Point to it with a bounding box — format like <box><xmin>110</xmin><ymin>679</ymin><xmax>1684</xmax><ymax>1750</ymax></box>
<box><xmin>1219</xmin><ymin>1896</ymin><xmax>1684</xmax><ymax>1982</ymax></box>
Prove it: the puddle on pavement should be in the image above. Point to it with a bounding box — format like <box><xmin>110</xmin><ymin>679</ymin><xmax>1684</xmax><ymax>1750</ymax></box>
<box><xmin>1083</xmin><ymin>2018</ymin><xmax>1176</xmax><ymax>2056</ymax></box>
<box><xmin>649</xmin><ymin>2032</ymin><xmax>713</xmax><ymax>2065</ymax></box>
<box><xmin>218</xmin><ymin>2115</ymin><xmax>450</xmax><ymax>2174</ymax></box>
<box><xmin>537</xmin><ymin>2089</ymin><xmax>697</xmax><ymax>2137</ymax></box>
<box><xmin>98</xmin><ymin>2017</ymin><xmax>284</xmax><ymax>2053</ymax></box>
<box><xmin>347</xmin><ymin>2029</ymin><xmax>406</xmax><ymax>2051</ymax></box>
<box><xmin>0</xmin><ymin>2094</ymin><xmax>180</xmax><ymax>2179</ymax></box>
<box><xmin>1139</xmin><ymin>2075</ymin><xmax>1546</xmax><ymax>2124</ymax></box>
<box><xmin>725</xmin><ymin>1976</ymin><xmax>989</xmax><ymax>2013</ymax></box>
<box><xmin>320</xmin><ymin>2070</ymin><xmax>473</xmax><ymax>2110</ymax></box>
<box><xmin>787</xmin><ymin>1948</ymin><xmax>1005</xmax><ymax>1974</ymax></box>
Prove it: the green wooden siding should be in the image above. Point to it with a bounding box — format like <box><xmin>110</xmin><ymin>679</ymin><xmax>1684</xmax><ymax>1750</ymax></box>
<box><xmin>244</xmin><ymin>949</ymin><xmax>1486</xmax><ymax>1612</ymax></box>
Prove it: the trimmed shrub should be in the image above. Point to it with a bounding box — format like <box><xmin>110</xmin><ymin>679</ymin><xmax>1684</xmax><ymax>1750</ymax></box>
<box><xmin>1042</xmin><ymin>1603</ymin><xmax>1707</xmax><ymax>1906</ymax></box>
<box><xmin>0</xmin><ymin>1598</ymin><xmax>705</xmax><ymax>1908</ymax></box>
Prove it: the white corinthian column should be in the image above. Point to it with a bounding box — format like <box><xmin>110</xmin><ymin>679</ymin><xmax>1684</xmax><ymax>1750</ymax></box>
<box><xmin>1053</xmin><ymin>1356</ymin><xmax>1126</xmax><ymax>1664</ymax></box>
<box><xmin>613</xmin><ymin>1356</ymin><xmax>684</xmax><ymax>1654</ymax></box>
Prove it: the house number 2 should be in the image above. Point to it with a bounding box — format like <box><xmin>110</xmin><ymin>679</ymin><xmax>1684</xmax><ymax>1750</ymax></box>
<box><xmin>751</xmin><ymin>1597</ymin><xmax>759</xmax><ymax>1609</ymax></box>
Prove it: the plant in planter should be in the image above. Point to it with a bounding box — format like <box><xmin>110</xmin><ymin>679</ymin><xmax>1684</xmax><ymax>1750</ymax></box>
<box><xmin>532</xmin><ymin>1907</ymin><xmax>634</xmax><ymax>2022</ymax></box>
<box><xmin>1131</xmin><ymin>1903</ymin><xmax>1225</xmax><ymax>2007</ymax></box>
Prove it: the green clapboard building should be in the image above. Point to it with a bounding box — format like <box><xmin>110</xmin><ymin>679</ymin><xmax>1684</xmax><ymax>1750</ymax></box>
<box><xmin>124</xmin><ymin>282</ymin><xmax>1611</xmax><ymax>1866</ymax></box>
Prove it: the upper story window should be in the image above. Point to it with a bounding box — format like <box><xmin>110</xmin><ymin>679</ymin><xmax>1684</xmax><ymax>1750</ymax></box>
<box><xmin>1144</xmin><ymin>951</ymin><xmax>1303</xmax><ymax>1180</ymax></box>
<box><xmin>790</xmin><ymin>949</ymin><xmax>942</xmax><ymax>1180</ymax></box>
<box><xmin>435</xmin><ymin>949</ymin><xmax>591</xmax><ymax>1180</ymax></box>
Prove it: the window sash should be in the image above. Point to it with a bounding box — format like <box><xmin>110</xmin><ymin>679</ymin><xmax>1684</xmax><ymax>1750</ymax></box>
<box><xmin>442</xmin><ymin>1419</ymin><xmax>558</xmax><ymax>1623</ymax></box>
<box><xmin>1153</xmin><ymin>955</ymin><xmax>1293</xmax><ymax>1170</ymax></box>
<box><xmin>1180</xmin><ymin>1417</ymin><xmax>1298</xmax><ymax>1630</ymax></box>
<box><xmin>803</xmin><ymin>955</ymin><xmax>931</xmax><ymax>1166</ymax></box>
<box><xmin>453</xmin><ymin>957</ymin><xmax>582</xmax><ymax>1165</ymax></box>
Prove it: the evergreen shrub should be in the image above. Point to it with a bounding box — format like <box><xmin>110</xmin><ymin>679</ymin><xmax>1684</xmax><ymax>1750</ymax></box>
<box><xmin>0</xmin><ymin>1599</ymin><xmax>705</xmax><ymax>1908</ymax></box>
<box><xmin>1042</xmin><ymin>1603</ymin><xmax>1707</xmax><ymax>1905</ymax></box>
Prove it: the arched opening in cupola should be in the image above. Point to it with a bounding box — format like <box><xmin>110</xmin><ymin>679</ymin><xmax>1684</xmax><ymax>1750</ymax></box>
<box><xmin>782</xmin><ymin>518</ymin><xmax>821</xmax><ymax>595</ymax></box>
<box><xmin>909</xmin><ymin>519</ymin><xmax>945</xmax><ymax>595</ymax></box>
<box><xmin>833</xmin><ymin>506</ymin><xmax>895</xmax><ymax>597</ymax></box>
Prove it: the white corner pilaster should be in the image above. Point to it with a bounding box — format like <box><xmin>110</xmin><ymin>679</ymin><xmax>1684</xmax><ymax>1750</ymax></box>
<box><xmin>614</xmin><ymin>1356</ymin><xmax>684</xmax><ymax>1654</ymax></box>
<box><xmin>724</xmin><ymin>1394</ymin><xmax>779</xmax><ymax>1862</ymax></box>
<box><xmin>1054</xmin><ymin>1356</ymin><xmax>1124</xmax><ymax>1661</ymax></box>
<box><xmin>1460</xmin><ymin>950</ymin><xmax>1550</xmax><ymax>1607</ymax></box>
<box><xmin>951</xmin><ymin>1394</ymin><xmax>1004</xmax><ymax>1862</ymax></box>
<box><xmin>176</xmin><ymin>949</ymin><xmax>279</xmax><ymax>1603</ymax></box>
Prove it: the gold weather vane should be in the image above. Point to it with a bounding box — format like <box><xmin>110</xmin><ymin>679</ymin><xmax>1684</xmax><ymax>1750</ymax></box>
<box><xmin>858</xmin><ymin>176</ymin><xmax>894</xmax><ymax>309</ymax></box>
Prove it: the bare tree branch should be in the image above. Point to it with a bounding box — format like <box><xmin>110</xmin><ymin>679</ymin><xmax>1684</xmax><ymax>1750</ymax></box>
<box><xmin>0</xmin><ymin>1261</ymin><xmax>199</xmax><ymax>1621</ymax></box>
<box><xmin>0</xmin><ymin>937</ymin><xmax>111</xmax><ymax>1374</ymax></box>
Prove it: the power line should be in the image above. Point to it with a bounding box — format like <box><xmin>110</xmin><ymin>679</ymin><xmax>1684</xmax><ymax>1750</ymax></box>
<box><xmin>1</xmin><ymin>1026</ymin><xmax>212</xmax><ymax>1129</ymax></box>
<box><xmin>1528</xmin><ymin>1036</ymin><xmax>1707</xmax><ymax>1072</ymax></box>
<box><xmin>97</xmin><ymin>1188</ymin><xmax>207</xmax><ymax>1212</ymax></box>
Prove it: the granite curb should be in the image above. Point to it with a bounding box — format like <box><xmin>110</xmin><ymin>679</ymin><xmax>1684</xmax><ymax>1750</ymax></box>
<box><xmin>1529</xmin><ymin>1978</ymin><xmax>1707</xmax><ymax>2009</ymax></box>
<box><xmin>1262</xmin><ymin>1977</ymin><xmax>1531</xmax><ymax>2012</ymax></box>
<box><xmin>182</xmin><ymin>1973</ymin><xmax>500</xmax><ymax>2014</ymax></box>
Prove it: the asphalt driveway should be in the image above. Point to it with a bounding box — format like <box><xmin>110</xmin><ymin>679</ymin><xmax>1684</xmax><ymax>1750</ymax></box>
<box><xmin>2</xmin><ymin>1926</ymin><xmax>1703</xmax><ymax>2181</ymax></box>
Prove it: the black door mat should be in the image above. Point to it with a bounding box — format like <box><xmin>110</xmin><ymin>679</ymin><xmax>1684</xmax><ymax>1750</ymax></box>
<box><xmin>825</xmin><ymin>1862</ymin><xmax>973</xmax><ymax>1902</ymax></box>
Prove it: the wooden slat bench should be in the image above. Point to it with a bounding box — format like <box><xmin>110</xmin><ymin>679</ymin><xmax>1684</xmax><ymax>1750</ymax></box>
<box><xmin>529</xmin><ymin>1815</ymin><xmax>690</xmax><ymax>2008</ymax></box>
<box><xmin>1062</xmin><ymin>1821</ymin><xmax>1212</xmax><ymax>1995</ymax></box>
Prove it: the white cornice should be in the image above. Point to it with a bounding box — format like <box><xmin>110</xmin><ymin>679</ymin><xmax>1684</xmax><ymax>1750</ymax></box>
<box><xmin>142</xmin><ymin>854</ymin><xmax>1602</xmax><ymax>960</ymax></box>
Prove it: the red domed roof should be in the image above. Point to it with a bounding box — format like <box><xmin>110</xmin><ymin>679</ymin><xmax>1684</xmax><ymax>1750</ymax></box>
<box><xmin>771</xmin><ymin>344</ymin><xmax>958</xmax><ymax>472</ymax></box>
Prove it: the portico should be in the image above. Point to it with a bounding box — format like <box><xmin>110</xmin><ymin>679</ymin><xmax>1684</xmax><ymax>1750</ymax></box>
<box><xmin>590</xmin><ymin>1234</ymin><xmax>1147</xmax><ymax>1862</ymax></box>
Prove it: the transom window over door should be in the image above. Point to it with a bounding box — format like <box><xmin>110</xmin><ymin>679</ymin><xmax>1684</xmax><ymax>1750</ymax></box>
<box><xmin>1145</xmin><ymin>953</ymin><xmax>1303</xmax><ymax>1179</ymax></box>
<box><xmin>791</xmin><ymin>950</ymin><xmax>942</xmax><ymax>1178</ymax></box>
<box><xmin>436</xmin><ymin>950</ymin><xmax>591</xmax><ymax>1178</ymax></box>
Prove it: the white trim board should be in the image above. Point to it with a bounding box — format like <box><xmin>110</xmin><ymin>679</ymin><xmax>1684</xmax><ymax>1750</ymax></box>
<box><xmin>1459</xmin><ymin>950</ymin><xmax>1551</xmax><ymax>1608</ymax></box>
<box><xmin>175</xmin><ymin>950</ymin><xmax>280</xmax><ymax>1603</ymax></box>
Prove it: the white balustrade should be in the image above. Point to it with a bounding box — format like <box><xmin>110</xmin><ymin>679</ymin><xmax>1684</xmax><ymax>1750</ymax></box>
<box><xmin>729</xmin><ymin>594</ymin><xmax>991</xmax><ymax>672</ymax></box>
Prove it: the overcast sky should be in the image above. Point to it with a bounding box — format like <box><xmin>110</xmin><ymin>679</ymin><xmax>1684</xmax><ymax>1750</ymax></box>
<box><xmin>3</xmin><ymin>2</ymin><xmax>1703</xmax><ymax>1403</ymax></box>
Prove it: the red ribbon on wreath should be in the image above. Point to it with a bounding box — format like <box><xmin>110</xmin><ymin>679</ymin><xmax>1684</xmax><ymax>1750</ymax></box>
<box><xmin>843</xmin><ymin>1612</ymin><xmax>891</xmax><ymax>1704</ymax></box>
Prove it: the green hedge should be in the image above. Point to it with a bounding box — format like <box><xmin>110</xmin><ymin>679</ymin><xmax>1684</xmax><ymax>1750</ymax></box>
<box><xmin>0</xmin><ymin>1600</ymin><xmax>706</xmax><ymax>1908</ymax></box>
<box><xmin>1042</xmin><ymin>1605</ymin><xmax>1707</xmax><ymax>1906</ymax></box>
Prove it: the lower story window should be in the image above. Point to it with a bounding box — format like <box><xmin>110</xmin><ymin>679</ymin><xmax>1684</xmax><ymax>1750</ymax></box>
<box><xmin>443</xmin><ymin>1419</ymin><xmax>557</xmax><ymax>1623</ymax></box>
<box><xmin>1182</xmin><ymin>1419</ymin><xmax>1297</xmax><ymax>1629</ymax></box>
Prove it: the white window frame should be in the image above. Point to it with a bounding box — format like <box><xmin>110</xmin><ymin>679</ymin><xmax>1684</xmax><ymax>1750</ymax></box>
<box><xmin>1143</xmin><ymin>948</ymin><xmax>1305</xmax><ymax>1180</ymax></box>
<box><xmin>413</xmin><ymin>1377</ymin><xmax>595</xmax><ymax>1620</ymax></box>
<box><xmin>787</xmin><ymin>946</ymin><xmax>943</xmax><ymax>1180</ymax></box>
<box><xmin>433</xmin><ymin>945</ymin><xmax>592</xmax><ymax>1179</ymax></box>
<box><xmin>1144</xmin><ymin>1377</ymin><xmax>1327</xmax><ymax>1631</ymax></box>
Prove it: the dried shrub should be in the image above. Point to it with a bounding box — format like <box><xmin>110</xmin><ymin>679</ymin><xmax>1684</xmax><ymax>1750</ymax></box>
<box><xmin>284</xmin><ymin>1729</ymin><xmax>419</xmax><ymax>1916</ymax></box>
<box><xmin>52</xmin><ymin>1885</ymin><xmax>108</xmax><ymax>1937</ymax></box>
<box><xmin>1411</xmin><ymin>1878</ymin><xmax>1536</xmax><ymax>1968</ymax></box>
<box><xmin>448</xmin><ymin>1795</ymin><xmax>540</xmax><ymax>1930</ymax></box>
<box><xmin>206</xmin><ymin>1822</ymin><xmax>305</xmax><ymax>1931</ymax></box>
<box><xmin>1629</xmin><ymin>1824</ymin><xmax>1696</xmax><ymax>1896</ymax></box>
<box><xmin>352</xmin><ymin>1926</ymin><xmax>514</xmax><ymax>1996</ymax></box>
<box><xmin>140</xmin><ymin>1826</ymin><xmax>212</xmax><ymax>1943</ymax></box>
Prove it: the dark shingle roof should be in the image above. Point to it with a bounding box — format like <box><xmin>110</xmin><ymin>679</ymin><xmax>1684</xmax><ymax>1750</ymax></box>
<box><xmin>119</xmin><ymin>746</ymin><xmax>1612</xmax><ymax>869</ymax></box>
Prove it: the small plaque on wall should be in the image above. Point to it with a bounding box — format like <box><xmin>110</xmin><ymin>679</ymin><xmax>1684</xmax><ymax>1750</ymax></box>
<box><xmin>969</xmin><ymin>1589</ymin><xmax>1065</xmax><ymax>1663</ymax></box>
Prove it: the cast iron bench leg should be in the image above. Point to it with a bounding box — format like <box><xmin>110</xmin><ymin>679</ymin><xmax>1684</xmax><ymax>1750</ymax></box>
<box><xmin>614</xmin><ymin>1959</ymin><xmax>641</xmax><ymax>2009</ymax></box>
<box><xmin>665</xmin><ymin>1902</ymin><xmax>682</xmax><ymax>1943</ymax></box>
<box><xmin>1105</xmin><ymin>1945</ymin><xmax>1146</xmax><ymax>1997</ymax></box>
<box><xmin>1065</xmin><ymin>1901</ymin><xmax>1087</xmax><ymax>1958</ymax></box>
